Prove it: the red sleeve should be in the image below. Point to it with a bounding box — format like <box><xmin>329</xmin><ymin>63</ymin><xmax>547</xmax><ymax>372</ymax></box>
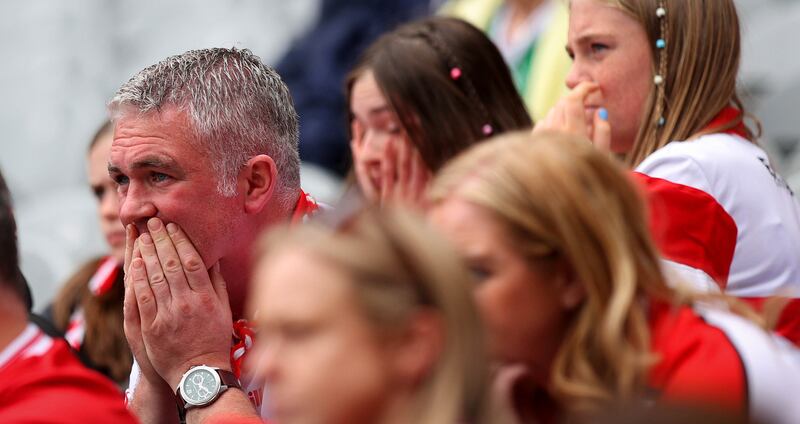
<box><xmin>648</xmin><ymin>303</ymin><xmax>747</xmax><ymax>413</ymax></box>
<box><xmin>0</xmin><ymin>341</ymin><xmax>138</xmax><ymax>424</ymax></box>
<box><xmin>631</xmin><ymin>172</ymin><xmax>737</xmax><ymax>288</ymax></box>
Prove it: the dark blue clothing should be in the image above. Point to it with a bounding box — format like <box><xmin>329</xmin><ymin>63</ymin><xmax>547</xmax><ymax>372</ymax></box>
<box><xmin>277</xmin><ymin>0</ymin><xmax>432</xmax><ymax>175</ymax></box>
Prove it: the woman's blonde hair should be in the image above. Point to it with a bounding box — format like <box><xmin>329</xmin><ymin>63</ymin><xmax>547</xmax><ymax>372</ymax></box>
<box><xmin>257</xmin><ymin>208</ymin><xmax>489</xmax><ymax>424</ymax></box>
<box><xmin>596</xmin><ymin>0</ymin><xmax>760</xmax><ymax>167</ymax></box>
<box><xmin>429</xmin><ymin>131</ymin><xmax>675</xmax><ymax>413</ymax></box>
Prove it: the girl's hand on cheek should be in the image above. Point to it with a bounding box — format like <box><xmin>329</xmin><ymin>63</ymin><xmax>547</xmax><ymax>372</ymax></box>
<box><xmin>379</xmin><ymin>138</ymin><xmax>431</xmax><ymax>210</ymax></box>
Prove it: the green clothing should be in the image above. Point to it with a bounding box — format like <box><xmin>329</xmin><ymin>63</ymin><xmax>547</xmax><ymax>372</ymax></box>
<box><xmin>441</xmin><ymin>0</ymin><xmax>571</xmax><ymax>122</ymax></box>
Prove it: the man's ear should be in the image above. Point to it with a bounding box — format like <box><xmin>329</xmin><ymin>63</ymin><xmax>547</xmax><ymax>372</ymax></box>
<box><xmin>240</xmin><ymin>154</ymin><xmax>277</xmax><ymax>215</ymax></box>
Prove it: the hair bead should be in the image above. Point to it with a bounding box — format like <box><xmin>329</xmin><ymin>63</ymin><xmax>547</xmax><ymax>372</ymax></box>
<box><xmin>653</xmin><ymin>1</ymin><xmax>669</xmax><ymax>129</ymax></box>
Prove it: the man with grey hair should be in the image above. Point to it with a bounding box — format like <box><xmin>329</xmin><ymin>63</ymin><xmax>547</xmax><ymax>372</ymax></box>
<box><xmin>109</xmin><ymin>47</ymin><xmax>319</xmax><ymax>423</ymax></box>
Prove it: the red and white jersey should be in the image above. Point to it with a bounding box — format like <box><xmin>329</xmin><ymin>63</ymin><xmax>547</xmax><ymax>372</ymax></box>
<box><xmin>636</xmin><ymin>132</ymin><xmax>800</xmax><ymax>296</ymax></box>
<box><xmin>649</xmin><ymin>302</ymin><xmax>800</xmax><ymax>424</ymax></box>
<box><xmin>634</xmin><ymin>131</ymin><xmax>800</xmax><ymax>343</ymax></box>
<box><xmin>0</xmin><ymin>323</ymin><xmax>136</xmax><ymax>423</ymax></box>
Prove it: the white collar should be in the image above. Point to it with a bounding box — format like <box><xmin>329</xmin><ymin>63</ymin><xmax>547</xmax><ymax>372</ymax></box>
<box><xmin>0</xmin><ymin>323</ymin><xmax>41</xmax><ymax>370</ymax></box>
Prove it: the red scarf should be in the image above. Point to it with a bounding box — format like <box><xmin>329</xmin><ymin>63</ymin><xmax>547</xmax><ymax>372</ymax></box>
<box><xmin>703</xmin><ymin>106</ymin><xmax>749</xmax><ymax>139</ymax></box>
<box><xmin>291</xmin><ymin>190</ymin><xmax>320</xmax><ymax>224</ymax></box>
<box><xmin>230</xmin><ymin>190</ymin><xmax>320</xmax><ymax>378</ymax></box>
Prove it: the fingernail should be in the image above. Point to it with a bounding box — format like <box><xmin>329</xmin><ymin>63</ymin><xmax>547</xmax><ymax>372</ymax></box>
<box><xmin>140</xmin><ymin>233</ymin><xmax>152</xmax><ymax>245</ymax></box>
<box><xmin>166</xmin><ymin>223</ymin><xmax>178</xmax><ymax>235</ymax></box>
<box><xmin>147</xmin><ymin>218</ymin><xmax>162</xmax><ymax>231</ymax></box>
<box><xmin>132</xmin><ymin>259</ymin><xmax>144</xmax><ymax>269</ymax></box>
<box><xmin>598</xmin><ymin>108</ymin><xmax>609</xmax><ymax>121</ymax></box>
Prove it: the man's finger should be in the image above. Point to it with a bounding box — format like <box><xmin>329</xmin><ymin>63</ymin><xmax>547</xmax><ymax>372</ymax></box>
<box><xmin>124</xmin><ymin>240</ymin><xmax>141</xmax><ymax>290</ymax></box>
<box><xmin>167</xmin><ymin>222</ymin><xmax>213</xmax><ymax>293</ymax></box>
<box><xmin>138</xmin><ymin>233</ymin><xmax>172</xmax><ymax>312</ymax></box>
<box><xmin>210</xmin><ymin>262</ymin><xmax>229</xmax><ymax>308</ymax></box>
<box><xmin>123</xmin><ymin>266</ymin><xmax>141</xmax><ymax>340</ymax></box>
<box><xmin>124</xmin><ymin>224</ymin><xmax>139</xmax><ymax>275</ymax></box>
<box><xmin>130</xmin><ymin>257</ymin><xmax>157</xmax><ymax>327</ymax></box>
<box><xmin>148</xmin><ymin>217</ymin><xmax>190</xmax><ymax>297</ymax></box>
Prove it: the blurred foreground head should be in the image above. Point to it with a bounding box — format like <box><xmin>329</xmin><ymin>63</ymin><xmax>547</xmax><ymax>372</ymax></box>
<box><xmin>249</xmin><ymin>207</ymin><xmax>489</xmax><ymax>424</ymax></box>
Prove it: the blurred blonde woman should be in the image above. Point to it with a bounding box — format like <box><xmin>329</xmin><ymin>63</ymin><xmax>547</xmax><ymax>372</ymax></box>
<box><xmin>428</xmin><ymin>131</ymin><xmax>800</xmax><ymax>424</ymax></box>
<box><xmin>205</xmin><ymin>208</ymin><xmax>489</xmax><ymax>424</ymax></box>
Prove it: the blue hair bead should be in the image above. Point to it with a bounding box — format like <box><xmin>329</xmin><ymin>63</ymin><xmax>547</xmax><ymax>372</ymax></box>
<box><xmin>656</xmin><ymin>39</ymin><xmax>666</xmax><ymax>49</ymax></box>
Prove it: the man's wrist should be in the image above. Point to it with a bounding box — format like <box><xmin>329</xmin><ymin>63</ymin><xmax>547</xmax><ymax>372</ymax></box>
<box><xmin>167</xmin><ymin>358</ymin><xmax>233</xmax><ymax>393</ymax></box>
<box><xmin>185</xmin><ymin>387</ymin><xmax>258</xmax><ymax>424</ymax></box>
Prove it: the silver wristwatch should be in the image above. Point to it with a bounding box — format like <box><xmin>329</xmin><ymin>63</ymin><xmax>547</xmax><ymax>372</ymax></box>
<box><xmin>175</xmin><ymin>365</ymin><xmax>241</xmax><ymax>420</ymax></box>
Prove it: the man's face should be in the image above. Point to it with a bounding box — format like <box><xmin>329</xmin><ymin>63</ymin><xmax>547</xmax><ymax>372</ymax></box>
<box><xmin>108</xmin><ymin>106</ymin><xmax>243</xmax><ymax>266</ymax></box>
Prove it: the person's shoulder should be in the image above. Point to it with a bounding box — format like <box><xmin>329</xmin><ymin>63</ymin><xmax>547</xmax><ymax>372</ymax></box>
<box><xmin>641</xmin><ymin>133</ymin><xmax>764</xmax><ymax>170</ymax></box>
<box><xmin>694</xmin><ymin>304</ymin><xmax>800</xmax><ymax>423</ymax></box>
<box><xmin>636</xmin><ymin>133</ymin><xmax>766</xmax><ymax>193</ymax></box>
<box><xmin>648</xmin><ymin>302</ymin><xmax>747</xmax><ymax>411</ymax></box>
<box><xmin>0</xmin><ymin>336</ymin><xmax>136</xmax><ymax>423</ymax></box>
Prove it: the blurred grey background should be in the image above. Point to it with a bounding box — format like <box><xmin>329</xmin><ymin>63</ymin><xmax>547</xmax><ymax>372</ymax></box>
<box><xmin>0</xmin><ymin>0</ymin><xmax>798</xmax><ymax>311</ymax></box>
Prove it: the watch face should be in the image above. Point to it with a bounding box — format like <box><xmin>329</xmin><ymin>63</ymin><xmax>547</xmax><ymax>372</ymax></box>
<box><xmin>181</xmin><ymin>367</ymin><xmax>221</xmax><ymax>406</ymax></box>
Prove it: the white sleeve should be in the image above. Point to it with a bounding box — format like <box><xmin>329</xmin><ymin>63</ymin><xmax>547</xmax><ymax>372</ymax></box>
<box><xmin>636</xmin><ymin>144</ymin><xmax>714</xmax><ymax>194</ymax></box>
<box><xmin>125</xmin><ymin>358</ymin><xmax>141</xmax><ymax>405</ymax></box>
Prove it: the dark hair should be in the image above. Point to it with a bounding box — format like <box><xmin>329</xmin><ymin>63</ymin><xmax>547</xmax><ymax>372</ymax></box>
<box><xmin>0</xmin><ymin>170</ymin><xmax>26</xmax><ymax>301</ymax></box>
<box><xmin>346</xmin><ymin>16</ymin><xmax>532</xmax><ymax>171</ymax></box>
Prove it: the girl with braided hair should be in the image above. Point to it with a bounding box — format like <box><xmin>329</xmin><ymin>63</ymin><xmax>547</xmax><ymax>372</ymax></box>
<box><xmin>536</xmin><ymin>0</ymin><xmax>800</xmax><ymax>344</ymax></box>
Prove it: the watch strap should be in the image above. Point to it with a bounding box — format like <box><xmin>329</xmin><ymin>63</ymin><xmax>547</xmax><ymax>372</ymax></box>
<box><xmin>217</xmin><ymin>369</ymin><xmax>241</xmax><ymax>390</ymax></box>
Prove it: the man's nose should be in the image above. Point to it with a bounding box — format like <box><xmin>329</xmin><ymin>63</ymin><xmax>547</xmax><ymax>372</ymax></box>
<box><xmin>118</xmin><ymin>184</ymin><xmax>157</xmax><ymax>229</ymax></box>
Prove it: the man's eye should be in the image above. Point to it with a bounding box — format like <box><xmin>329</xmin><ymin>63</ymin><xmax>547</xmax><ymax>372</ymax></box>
<box><xmin>113</xmin><ymin>175</ymin><xmax>129</xmax><ymax>186</ymax></box>
<box><xmin>590</xmin><ymin>43</ymin><xmax>609</xmax><ymax>54</ymax></box>
<box><xmin>151</xmin><ymin>173</ymin><xmax>170</xmax><ymax>183</ymax></box>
